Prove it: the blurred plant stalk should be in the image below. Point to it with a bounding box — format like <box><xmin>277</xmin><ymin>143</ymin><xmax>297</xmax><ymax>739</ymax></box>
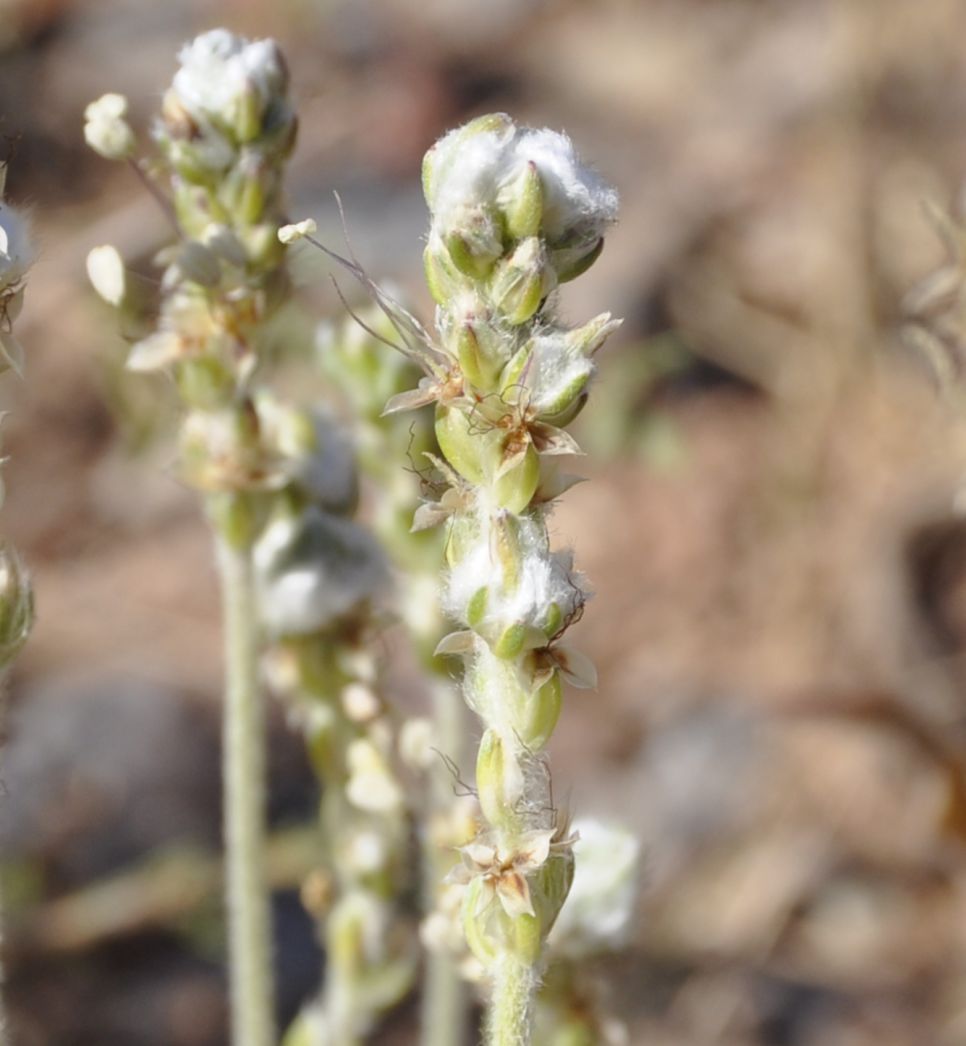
<box><xmin>381</xmin><ymin>113</ymin><xmax>621</xmax><ymax>1044</ymax></box>
<box><xmin>0</xmin><ymin>162</ymin><xmax>35</xmax><ymax>1046</ymax></box>
<box><xmin>84</xmin><ymin>30</ymin><xmax>303</xmax><ymax>1045</ymax></box>
<box><xmin>317</xmin><ymin>308</ymin><xmax>473</xmax><ymax>1046</ymax></box>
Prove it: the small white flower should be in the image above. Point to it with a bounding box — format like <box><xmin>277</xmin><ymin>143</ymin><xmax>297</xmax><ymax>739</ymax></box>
<box><xmin>86</xmin><ymin>245</ymin><xmax>126</xmax><ymax>307</ymax></box>
<box><xmin>84</xmin><ymin>93</ymin><xmax>136</xmax><ymax>161</ymax></box>
<box><xmin>345</xmin><ymin>828</ymin><xmax>388</xmax><ymax>875</ymax></box>
<box><xmin>345</xmin><ymin>737</ymin><xmax>403</xmax><ymax>813</ymax></box>
<box><xmin>398</xmin><ymin>716</ymin><xmax>436</xmax><ymax>771</ymax></box>
<box><xmin>341</xmin><ymin>682</ymin><xmax>381</xmax><ymax>723</ymax></box>
<box><xmin>278</xmin><ymin>218</ymin><xmax>317</xmax><ymax>244</ymax></box>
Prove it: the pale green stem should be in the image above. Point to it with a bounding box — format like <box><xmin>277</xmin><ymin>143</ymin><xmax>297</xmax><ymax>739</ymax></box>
<box><xmin>421</xmin><ymin>680</ymin><xmax>467</xmax><ymax>1046</ymax></box>
<box><xmin>422</xmin><ymin>943</ymin><xmax>466</xmax><ymax>1046</ymax></box>
<box><xmin>487</xmin><ymin>955</ymin><xmax>536</xmax><ymax>1046</ymax></box>
<box><xmin>217</xmin><ymin>537</ymin><xmax>275</xmax><ymax>1046</ymax></box>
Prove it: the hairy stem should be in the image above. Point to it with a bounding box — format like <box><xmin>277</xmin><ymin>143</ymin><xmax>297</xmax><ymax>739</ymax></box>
<box><xmin>217</xmin><ymin>536</ymin><xmax>275</xmax><ymax>1046</ymax></box>
<box><xmin>487</xmin><ymin>956</ymin><xmax>536</xmax><ymax>1046</ymax></box>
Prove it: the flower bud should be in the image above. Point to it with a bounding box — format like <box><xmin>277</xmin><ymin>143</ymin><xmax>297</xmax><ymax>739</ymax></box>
<box><xmin>499</xmin><ymin>159</ymin><xmax>543</xmax><ymax>241</ymax></box>
<box><xmin>422</xmin><ymin>112</ymin><xmax>513</xmax><ymax>208</ymax></box>
<box><xmin>278</xmin><ymin>218</ymin><xmax>317</xmax><ymax>244</ymax></box>
<box><xmin>84</xmin><ymin>93</ymin><xmax>136</xmax><ymax>161</ymax></box>
<box><xmin>398</xmin><ymin>716</ymin><xmax>436</xmax><ymax>771</ymax></box>
<box><xmin>489</xmin><ymin>237</ymin><xmax>553</xmax><ymax>326</ymax></box>
<box><xmin>435</xmin><ymin>404</ymin><xmax>540</xmax><ymax>514</ymax></box>
<box><xmin>475</xmin><ymin>728</ymin><xmax>523</xmax><ymax>827</ymax></box>
<box><xmin>500</xmin><ymin>127</ymin><xmax>618</xmax><ymax>250</ymax></box>
<box><xmin>550</xmin><ymin>234</ymin><xmax>604</xmax><ymax>283</ymax></box>
<box><xmin>0</xmin><ymin>543</ymin><xmax>32</xmax><ymax>667</ymax></box>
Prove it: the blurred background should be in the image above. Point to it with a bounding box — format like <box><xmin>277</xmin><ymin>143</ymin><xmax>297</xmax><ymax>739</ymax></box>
<box><xmin>4</xmin><ymin>0</ymin><xmax>966</xmax><ymax>1042</ymax></box>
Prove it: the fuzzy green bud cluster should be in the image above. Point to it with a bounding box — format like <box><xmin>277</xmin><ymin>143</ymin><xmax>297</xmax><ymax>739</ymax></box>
<box><xmin>389</xmin><ymin>113</ymin><xmax>620</xmax><ymax>1035</ymax></box>
<box><xmin>157</xmin><ymin>29</ymin><xmax>295</xmax><ymax>245</ymax></box>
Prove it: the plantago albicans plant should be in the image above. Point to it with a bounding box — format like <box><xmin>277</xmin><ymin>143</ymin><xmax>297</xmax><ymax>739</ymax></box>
<box><xmin>0</xmin><ymin>164</ymin><xmax>35</xmax><ymax>1046</ymax></box>
<box><xmin>382</xmin><ymin>113</ymin><xmax>620</xmax><ymax>1045</ymax></box>
<box><xmin>85</xmin><ymin>29</ymin><xmax>299</xmax><ymax>1046</ymax></box>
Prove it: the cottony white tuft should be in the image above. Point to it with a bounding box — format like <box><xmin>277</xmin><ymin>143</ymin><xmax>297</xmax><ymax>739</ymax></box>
<box><xmin>502</xmin><ymin>128</ymin><xmax>618</xmax><ymax>242</ymax></box>
<box><xmin>171</xmin><ymin>29</ymin><xmax>287</xmax><ymax>134</ymax></box>
<box><xmin>548</xmin><ymin>817</ymin><xmax>640</xmax><ymax>958</ymax></box>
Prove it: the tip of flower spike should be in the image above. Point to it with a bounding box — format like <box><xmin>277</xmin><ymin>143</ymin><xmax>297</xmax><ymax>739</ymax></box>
<box><xmin>86</xmin><ymin>245</ymin><xmax>126</xmax><ymax>307</ymax></box>
<box><xmin>278</xmin><ymin>218</ymin><xmax>317</xmax><ymax>244</ymax></box>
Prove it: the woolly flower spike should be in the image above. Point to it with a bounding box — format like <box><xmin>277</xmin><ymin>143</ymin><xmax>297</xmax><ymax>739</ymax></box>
<box><xmin>400</xmin><ymin>114</ymin><xmax>619</xmax><ymax>1044</ymax></box>
<box><xmin>548</xmin><ymin>818</ymin><xmax>640</xmax><ymax>959</ymax></box>
<box><xmin>84</xmin><ymin>93</ymin><xmax>136</xmax><ymax>161</ymax></box>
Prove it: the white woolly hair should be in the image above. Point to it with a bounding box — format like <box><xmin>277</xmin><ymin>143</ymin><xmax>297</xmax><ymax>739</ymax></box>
<box><xmin>0</xmin><ymin>202</ymin><xmax>33</xmax><ymax>289</ymax></box>
<box><xmin>522</xmin><ymin>329</ymin><xmax>596</xmax><ymax>416</ymax></box>
<box><xmin>548</xmin><ymin>816</ymin><xmax>641</xmax><ymax>958</ymax></box>
<box><xmin>500</xmin><ymin>128</ymin><xmax>618</xmax><ymax>242</ymax></box>
<box><xmin>427</xmin><ymin>124</ymin><xmax>513</xmax><ymax>231</ymax></box>
<box><xmin>173</xmin><ymin>29</ymin><xmax>285</xmax><ymax>124</ymax></box>
<box><xmin>257</xmin><ymin>397</ymin><xmax>358</xmax><ymax>513</ymax></box>
<box><xmin>443</xmin><ymin>512</ymin><xmax>585</xmax><ymax>633</ymax></box>
<box><xmin>254</xmin><ymin>507</ymin><xmax>388</xmax><ymax>637</ymax></box>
